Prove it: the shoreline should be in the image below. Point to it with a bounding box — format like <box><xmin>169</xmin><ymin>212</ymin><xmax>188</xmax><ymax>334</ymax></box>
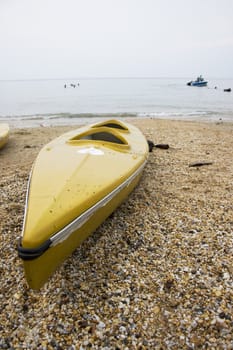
<box><xmin>1</xmin><ymin>111</ymin><xmax>233</xmax><ymax>129</ymax></box>
<box><xmin>1</xmin><ymin>118</ymin><xmax>233</xmax><ymax>348</ymax></box>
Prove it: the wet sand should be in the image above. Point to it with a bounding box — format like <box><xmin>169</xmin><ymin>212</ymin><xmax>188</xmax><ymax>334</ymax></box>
<box><xmin>0</xmin><ymin>118</ymin><xmax>233</xmax><ymax>349</ymax></box>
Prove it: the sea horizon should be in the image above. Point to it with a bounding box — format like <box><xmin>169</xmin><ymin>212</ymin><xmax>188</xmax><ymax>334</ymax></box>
<box><xmin>1</xmin><ymin>75</ymin><xmax>233</xmax><ymax>81</ymax></box>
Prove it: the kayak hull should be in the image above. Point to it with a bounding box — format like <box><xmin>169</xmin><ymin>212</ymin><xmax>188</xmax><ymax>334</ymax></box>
<box><xmin>18</xmin><ymin>119</ymin><xmax>148</xmax><ymax>289</ymax></box>
<box><xmin>0</xmin><ymin>124</ymin><xmax>9</xmax><ymax>149</ymax></box>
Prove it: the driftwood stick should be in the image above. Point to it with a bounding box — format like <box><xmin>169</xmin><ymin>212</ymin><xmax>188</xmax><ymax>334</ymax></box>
<box><xmin>147</xmin><ymin>140</ymin><xmax>170</xmax><ymax>152</ymax></box>
<box><xmin>155</xmin><ymin>144</ymin><xmax>170</xmax><ymax>149</ymax></box>
<box><xmin>189</xmin><ymin>161</ymin><xmax>213</xmax><ymax>167</ymax></box>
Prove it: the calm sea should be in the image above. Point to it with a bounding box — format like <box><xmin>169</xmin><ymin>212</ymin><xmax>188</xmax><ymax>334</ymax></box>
<box><xmin>0</xmin><ymin>77</ymin><xmax>233</xmax><ymax>128</ymax></box>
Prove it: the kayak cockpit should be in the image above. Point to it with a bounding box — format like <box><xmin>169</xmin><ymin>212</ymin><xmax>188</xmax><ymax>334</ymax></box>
<box><xmin>91</xmin><ymin>119</ymin><xmax>129</xmax><ymax>132</ymax></box>
<box><xmin>67</xmin><ymin>126</ymin><xmax>130</xmax><ymax>150</ymax></box>
<box><xmin>76</xmin><ymin>131</ymin><xmax>126</xmax><ymax>144</ymax></box>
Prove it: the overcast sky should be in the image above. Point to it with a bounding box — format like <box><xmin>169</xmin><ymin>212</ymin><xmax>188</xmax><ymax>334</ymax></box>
<box><xmin>1</xmin><ymin>0</ymin><xmax>233</xmax><ymax>79</ymax></box>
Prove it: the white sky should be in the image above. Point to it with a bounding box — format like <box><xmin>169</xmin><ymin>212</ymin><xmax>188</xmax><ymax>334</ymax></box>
<box><xmin>1</xmin><ymin>0</ymin><xmax>233</xmax><ymax>79</ymax></box>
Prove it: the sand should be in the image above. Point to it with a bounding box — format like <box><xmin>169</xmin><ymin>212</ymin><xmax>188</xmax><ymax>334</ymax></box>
<box><xmin>0</xmin><ymin>118</ymin><xmax>233</xmax><ymax>349</ymax></box>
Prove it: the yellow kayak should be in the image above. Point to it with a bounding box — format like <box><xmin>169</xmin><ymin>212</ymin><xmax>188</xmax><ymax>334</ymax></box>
<box><xmin>0</xmin><ymin>123</ymin><xmax>9</xmax><ymax>149</ymax></box>
<box><xmin>18</xmin><ymin>119</ymin><xmax>149</xmax><ymax>289</ymax></box>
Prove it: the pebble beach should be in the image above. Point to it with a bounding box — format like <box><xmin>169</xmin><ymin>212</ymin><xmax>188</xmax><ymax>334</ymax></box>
<box><xmin>0</xmin><ymin>118</ymin><xmax>233</xmax><ymax>349</ymax></box>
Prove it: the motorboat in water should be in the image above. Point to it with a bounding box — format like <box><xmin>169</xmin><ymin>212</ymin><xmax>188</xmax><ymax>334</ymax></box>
<box><xmin>187</xmin><ymin>75</ymin><xmax>208</xmax><ymax>87</ymax></box>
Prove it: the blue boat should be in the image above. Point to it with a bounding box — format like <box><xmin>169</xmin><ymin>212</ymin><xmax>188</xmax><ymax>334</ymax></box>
<box><xmin>187</xmin><ymin>75</ymin><xmax>208</xmax><ymax>87</ymax></box>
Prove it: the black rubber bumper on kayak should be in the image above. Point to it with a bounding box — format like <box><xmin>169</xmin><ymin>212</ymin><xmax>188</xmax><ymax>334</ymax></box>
<box><xmin>18</xmin><ymin>239</ymin><xmax>51</xmax><ymax>260</ymax></box>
